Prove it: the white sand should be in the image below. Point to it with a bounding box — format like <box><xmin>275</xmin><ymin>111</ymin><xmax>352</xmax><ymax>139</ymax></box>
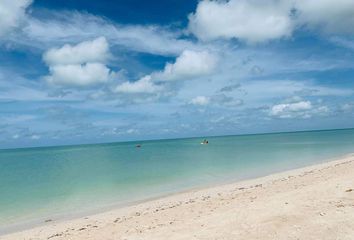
<box><xmin>1</xmin><ymin>154</ymin><xmax>354</xmax><ymax>240</ymax></box>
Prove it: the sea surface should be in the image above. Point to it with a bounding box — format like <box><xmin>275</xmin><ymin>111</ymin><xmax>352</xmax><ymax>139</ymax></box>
<box><xmin>1</xmin><ymin>129</ymin><xmax>354</xmax><ymax>230</ymax></box>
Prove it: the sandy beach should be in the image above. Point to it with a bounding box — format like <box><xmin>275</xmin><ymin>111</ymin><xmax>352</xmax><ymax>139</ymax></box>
<box><xmin>1</xmin><ymin>154</ymin><xmax>354</xmax><ymax>240</ymax></box>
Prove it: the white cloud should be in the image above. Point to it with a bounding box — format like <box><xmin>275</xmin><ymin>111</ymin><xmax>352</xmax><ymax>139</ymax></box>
<box><xmin>271</xmin><ymin>101</ymin><xmax>312</xmax><ymax>116</ymax></box>
<box><xmin>46</xmin><ymin>63</ymin><xmax>111</xmax><ymax>87</ymax></box>
<box><xmin>154</xmin><ymin>50</ymin><xmax>217</xmax><ymax>81</ymax></box>
<box><xmin>43</xmin><ymin>37</ymin><xmax>114</xmax><ymax>87</ymax></box>
<box><xmin>190</xmin><ymin>96</ymin><xmax>210</xmax><ymax>106</ymax></box>
<box><xmin>43</xmin><ymin>37</ymin><xmax>109</xmax><ymax>65</ymax></box>
<box><xmin>295</xmin><ymin>0</ymin><xmax>354</xmax><ymax>34</ymax></box>
<box><xmin>113</xmin><ymin>75</ymin><xmax>162</xmax><ymax>94</ymax></box>
<box><xmin>269</xmin><ymin>100</ymin><xmax>329</xmax><ymax>119</ymax></box>
<box><xmin>188</xmin><ymin>0</ymin><xmax>294</xmax><ymax>43</ymax></box>
<box><xmin>0</xmin><ymin>0</ymin><xmax>32</xmax><ymax>36</ymax></box>
<box><xmin>188</xmin><ymin>0</ymin><xmax>354</xmax><ymax>43</ymax></box>
<box><xmin>113</xmin><ymin>50</ymin><xmax>217</xmax><ymax>95</ymax></box>
<box><xmin>8</xmin><ymin>10</ymin><xmax>200</xmax><ymax>56</ymax></box>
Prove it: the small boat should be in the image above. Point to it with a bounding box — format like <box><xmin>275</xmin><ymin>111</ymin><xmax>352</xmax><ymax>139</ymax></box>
<box><xmin>201</xmin><ymin>139</ymin><xmax>209</xmax><ymax>144</ymax></box>
<box><xmin>136</xmin><ymin>144</ymin><xmax>141</xmax><ymax>148</ymax></box>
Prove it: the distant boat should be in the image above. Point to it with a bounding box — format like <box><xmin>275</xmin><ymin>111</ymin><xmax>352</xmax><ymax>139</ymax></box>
<box><xmin>201</xmin><ymin>139</ymin><xmax>209</xmax><ymax>145</ymax></box>
<box><xmin>136</xmin><ymin>144</ymin><xmax>141</xmax><ymax>148</ymax></box>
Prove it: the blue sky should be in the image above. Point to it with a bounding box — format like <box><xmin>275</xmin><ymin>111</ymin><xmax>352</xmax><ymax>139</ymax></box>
<box><xmin>1</xmin><ymin>0</ymin><xmax>354</xmax><ymax>148</ymax></box>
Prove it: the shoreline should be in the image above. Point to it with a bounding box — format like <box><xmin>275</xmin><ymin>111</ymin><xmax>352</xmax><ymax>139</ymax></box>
<box><xmin>1</xmin><ymin>153</ymin><xmax>354</xmax><ymax>239</ymax></box>
<box><xmin>0</xmin><ymin>152</ymin><xmax>349</xmax><ymax>235</ymax></box>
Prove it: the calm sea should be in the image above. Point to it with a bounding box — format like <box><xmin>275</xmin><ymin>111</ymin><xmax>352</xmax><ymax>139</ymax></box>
<box><xmin>1</xmin><ymin>129</ymin><xmax>354</xmax><ymax>230</ymax></box>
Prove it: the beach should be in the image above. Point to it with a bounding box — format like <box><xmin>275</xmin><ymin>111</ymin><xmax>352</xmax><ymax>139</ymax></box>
<box><xmin>2</xmin><ymin>153</ymin><xmax>354</xmax><ymax>240</ymax></box>
<box><xmin>1</xmin><ymin>0</ymin><xmax>354</xmax><ymax>238</ymax></box>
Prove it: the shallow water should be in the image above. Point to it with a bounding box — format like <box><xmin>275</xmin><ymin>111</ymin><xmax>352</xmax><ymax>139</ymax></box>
<box><xmin>1</xmin><ymin>129</ymin><xmax>354</xmax><ymax>227</ymax></box>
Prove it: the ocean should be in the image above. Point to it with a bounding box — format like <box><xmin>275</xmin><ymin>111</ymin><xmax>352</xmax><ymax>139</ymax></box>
<box><xmin>1</xmin><ymin>129</ymin><xmax>354</xmax><ymax>230</ymax></box>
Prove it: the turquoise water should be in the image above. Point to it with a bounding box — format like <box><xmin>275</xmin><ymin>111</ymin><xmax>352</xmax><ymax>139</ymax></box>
<box><xmin>1</xmin><ymin>129</ymin><xmax>354</xmax><ymax>228</ymax></box>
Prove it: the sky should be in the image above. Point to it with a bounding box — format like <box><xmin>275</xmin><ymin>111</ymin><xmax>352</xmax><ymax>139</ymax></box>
<box><xmin>1</xmin><ymin>0</ymin><xmax>354</xmax><ymax>148</ymax></box>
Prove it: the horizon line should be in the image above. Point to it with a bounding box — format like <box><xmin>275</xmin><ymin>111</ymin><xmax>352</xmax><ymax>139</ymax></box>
<box><xmin>1</xmin><ymin>127</ymin><xmax>353</xmax><ymax>151</ymax></box>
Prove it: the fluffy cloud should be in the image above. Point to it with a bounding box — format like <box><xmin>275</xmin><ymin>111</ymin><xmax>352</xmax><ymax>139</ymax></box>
<box><xmin>269</xmin><ymin>100</ymin><xmax>329</xmax><ymax>119</ymax></box>
<box><xmin>188</xmin><ymin>0</ymin><xmax>294</xmax><ymax>43</ymax></box>
<box><xmin>113</xmin><ymin>75</ymin><xmax>162</xmax><ymax>94</ymax></box>
<box><xmin>46</xmin><ymin>63</ymin><xmax>111</xmax><ymax>87</ymax></box>
<box><xmin>114</xmin><ymin>50</ymin><xmax>217</xmax><ymax>95</ymax></box>
<box><xmin>0</xmin><ymin>0</ymin><xmax>32</xmax><ymax>36</ymax></box>
<box><xmin>43</xmin><ymin>37</ymin><xmax>114</xmax><ymax>87</ymax></box>
<box><xmin>154</xmin><ymin>50</ymin><xmax>217</xmax><ymax>81</ymax></box>
<box><xmin>43</xmin><ymin>37</ymin><xmax>109</xmax><ymax>65</ymax></box>
<box><xmin>188</xmin><ymin>0</ymin><xmax>354</xmax><ymax>43</ymax></box>
<box><xmin>271</xmin><ymin>101</ymin><xmax>312</xmax><ymax>116</ymax></box>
